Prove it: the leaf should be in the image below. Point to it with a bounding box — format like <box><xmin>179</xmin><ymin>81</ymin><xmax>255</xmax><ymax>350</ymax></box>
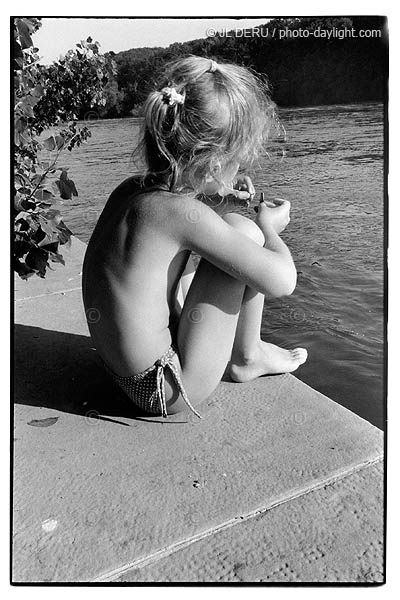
<box><xmin>16</xmin><ymin>19</ymin><xmax>33</xmax><ymax>49</ymax></box>
<box><xmin>23</xmin><ymin>19</ymin><xmax>41</xmax><ymax>34</ymax></box>
<box><xmin>31</xmin><ymin>174</ymin><xmax>45</xmax><ymax>186</ymax></box>
<box><xmin>56</xmin><ymin>171</ymin><xmax>78</xmax><ymax>199</ymax></box>
<box><xmin>33</xmin><ymin>189</ymin><xmax>55</xmax><ymax>202</ymax></box>
<box><xmin>42</xmin><ymin>136</ymin><xmax>56</xmax><ymax>151</ymax></box>
<box><xmin>15</xmin><ymin>211</ymin><xmax>34</xmax><ymax>223</ymax></box>
<box><xmin>36</xmin><ymin>178</ymin><xmax>59</xmax><ymax>196</ymax></box>
<box><xmin>44</xmin><ymin>208</ymin><xmax>62</xmax><ymax>222</ymax></box>
<box><xmin>19</xmin><ymin>100</ymin><xmax>34</xmax><ymax>118</ymax></box>
<box><xmin>56</xmin><ymin>221</ymin><xmax>73</xmax><ymax>245</ymax></box>
<box><xmin>25</xmin><ymin>247</ymin><xmax>48</xmax><ymax>277</ymax></box>
<box><xmin>14</xmin><ymin>55</ymin><xmax>24</xmax><ymax>67</ymax></box>
<box><xmin>15</xmin><ymin>172</ymin><xmax>33</xmax><ymax>187</ymax></box>
<box><xmin>38</xmin><ymin>232</ymin><xmax>59</xmax><ymax>247</ymax></box>
<box><xmin>15</xmin><ymin>116</ymin><xmax>26</xmax><ymax>133</ymax></box>
<box><xmin>21</xmin><ymin>198</ymin><xmax>38</xmax><ymax>211</ymax></box>
<box><xmin>47</xmin><ymin>251</ymin><xmax>65</xmax><ymax>265</ymax></box>
<box><xmin>14</xmin><ymin>193</ymin><xmax>25</xmax><ymax>211</ymax></box>
<box><xmin>31</xmin><ymin>85</ymin><xmax>44</xmax><ymax>97</ymax></box>
<box><xmin>14</xmin><ymin>38</ymin><xmax>24</xmax><ymax>59</ymax></box>
<box><xmin>40</xmin><ymin>241</ymin><xmax>59</xmax><ymax>254</ymax></box>
<box><xmin>54</xmin><ymin>134</ymin><xmax>65</xmax><ymax>150</ymax></box>
<box><xmin>28</xmin><ymin>417</ymin><xmax>59</xmax><ymax>427</ymax></box>
<box><xmin>15</xmin><ymin>186</ymin><xmax>31</xmax><ymax>195</ymax></box>
<box><xmin>13</xmin><ymin>259</ymin><xmax>35</xmax><ymax>280</ymax></box>
<box><xmin>32</xmin><ymin>226</ymin><xmax>46</xmax><ymax>245</ymax></box>
<box><xmin>38</xmin><ymin>215</ymin><xmax>58</xmax><ymax>236</ymax></box>
<box><xmin>14</xmin><ymin>239</ymin><xmax>31</xmax><ymax>258</ymax></box>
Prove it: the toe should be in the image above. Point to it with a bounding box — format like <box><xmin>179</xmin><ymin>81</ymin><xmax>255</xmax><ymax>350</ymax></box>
<box><xmin>292</xmin><ymin>348</ymin><xmax>308</xmax><ymax>364</ymax></box>
<box><xmin>297</xmin><ymin>349</ymin><xmax>308</xmax><ymax>364</ymax></box>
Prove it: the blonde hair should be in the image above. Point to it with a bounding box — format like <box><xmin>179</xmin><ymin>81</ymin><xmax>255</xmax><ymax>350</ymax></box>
<box><xmin>135</xmin><ymin>55</ymin><xmax>278</xmax><ymax>192</ymax></box>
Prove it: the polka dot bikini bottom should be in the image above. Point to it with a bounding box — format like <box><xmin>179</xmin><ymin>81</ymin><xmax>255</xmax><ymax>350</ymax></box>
<box><xmin>108</xmin><ymin>345</ymin><xmax>201</xmax><ymax>419</ymax></box>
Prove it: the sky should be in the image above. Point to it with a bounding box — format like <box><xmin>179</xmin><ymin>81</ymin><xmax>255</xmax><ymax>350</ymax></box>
<box><xmin>33</xmin><ymin>18</ymin><xmax>270</xmax><ymax>64</ymax></box>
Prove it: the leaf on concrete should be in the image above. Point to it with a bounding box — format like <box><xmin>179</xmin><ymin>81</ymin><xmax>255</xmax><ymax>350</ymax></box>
<box><xmin>27</xmin><ymin>417</ymin><xmax>59</xmax><ymax>427</ymax></box>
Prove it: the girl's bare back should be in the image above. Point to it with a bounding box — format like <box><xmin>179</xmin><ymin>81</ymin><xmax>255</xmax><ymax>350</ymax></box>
<box><xmin>83</xmin><ymin>178</ymin><xmax>191</xmax><ymax>376</ymax></box>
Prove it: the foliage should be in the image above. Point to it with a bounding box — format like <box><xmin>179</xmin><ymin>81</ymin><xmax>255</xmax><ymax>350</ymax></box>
<box><xmin>99</xmin><ymin>16</ymin><xmax>387</xmax><ymax>118</ymax></box>
<box><xmin>14</xmin><ymin>18</ymin><xmax>116</xmax><ymax>279</ymax></box>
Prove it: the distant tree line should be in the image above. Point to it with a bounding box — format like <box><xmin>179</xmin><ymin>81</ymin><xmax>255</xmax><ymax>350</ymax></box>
<box><xmin>93</xmin><ymin>16</ymin><xmax>388</xmax><ymax>118</ymax></box>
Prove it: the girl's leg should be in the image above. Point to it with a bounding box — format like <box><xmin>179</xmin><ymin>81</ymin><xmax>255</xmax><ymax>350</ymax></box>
<box><xmin>174</xmin><ymin>256</ymin><xmax>247</xmax><ymax>405</ymax></box>
<box><xmin>229</xmin><ymin>285</ymin><xmax>307</xmax><ymax>383</ymax></box>
<box><xmin>164</xmin><ymin>215</ymin><xmax>261</xmax><ymax>410</ymax></box>
<box><xmin>164</xmin><ymin>214</ymin><xmax>306</xmax><ymax>412</ymax></box>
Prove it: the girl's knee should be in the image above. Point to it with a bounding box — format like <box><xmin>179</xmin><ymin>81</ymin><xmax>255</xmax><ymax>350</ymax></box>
<box><xmin>222</xmin><ymin>213</ymin><xmax>265</xmax><ymax>246</ymax></box>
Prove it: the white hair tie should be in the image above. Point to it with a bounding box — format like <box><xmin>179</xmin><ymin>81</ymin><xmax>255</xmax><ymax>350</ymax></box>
<box><xmin>208</xmin><ymin>60</ymin><xmax>218</xmax><ymax>73</ymax></box>
<box><xmin>161</xmin><ymin>87</ymin><xmax>185</xmax><ymax>107</ymax></box>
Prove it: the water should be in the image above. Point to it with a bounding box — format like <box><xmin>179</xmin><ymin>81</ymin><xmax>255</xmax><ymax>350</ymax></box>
<box><xmin>52</xmin><ymin>103</ymin><xmax>385</xmax><ymax>429</ymax></box>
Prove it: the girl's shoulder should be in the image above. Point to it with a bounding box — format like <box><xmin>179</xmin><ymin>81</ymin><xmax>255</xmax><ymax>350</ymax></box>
<box><xmin>148</xmin><ymin>191</ymin><xmax>218</xmax><ymax>231</ymax></box>
<box><xmin>108</xmin><ymin>178</ymin><xmax>217</xmax><ymax>234</ymax></box>
<box><xmin>126</xmin><ymin>186</ymin><xmax>205</xmax><ymax>220</ymax></box>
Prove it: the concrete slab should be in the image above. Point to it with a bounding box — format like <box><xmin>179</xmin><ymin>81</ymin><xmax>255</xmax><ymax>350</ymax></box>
<box><xmin>115</xmin><ymin>460</ymin><xmax>384</xmax><ymax>583</ymax></box>
<box><xmin>13</xmin><ymin>238</ymin><xmax>384</xmax><ymax>583</ymax></box>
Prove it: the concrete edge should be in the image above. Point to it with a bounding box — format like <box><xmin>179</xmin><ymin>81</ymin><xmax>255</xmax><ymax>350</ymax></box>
<box><xmin>92</xmin><ymin>455</ymin><xmax>384</xmax><ymax>583</ymax></box>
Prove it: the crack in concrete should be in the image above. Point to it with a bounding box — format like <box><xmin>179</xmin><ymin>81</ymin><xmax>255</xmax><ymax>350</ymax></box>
<box><xmin>92</xmin><ymin>454</ymin><xmax>384</xmax><ymax>583</ymax></box>
<box><xmin>15</xmin><ymin>286</ymin><xmax>82</xmax><ymax>302</ymax></box>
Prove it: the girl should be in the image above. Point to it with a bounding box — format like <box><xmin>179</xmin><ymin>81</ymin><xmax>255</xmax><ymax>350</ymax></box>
<box><xmin>82</xmin><ymin>56</ymin><xmax>307</xmax><ymax>419</ymax></box>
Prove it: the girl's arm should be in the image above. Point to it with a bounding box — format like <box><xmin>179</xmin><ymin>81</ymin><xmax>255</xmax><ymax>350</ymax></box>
<box><xmin>173</xmin><ymin>196</ymin><xmax>297</xmax><ymax>298</ymax></box>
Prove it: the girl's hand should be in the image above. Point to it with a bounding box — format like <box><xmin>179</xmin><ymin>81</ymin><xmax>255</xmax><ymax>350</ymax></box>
<box><xmin>232</xmin><ymin>175</ymin><xmax>255</xmax><ymax>202</ymax></box>
<box><xmin>216</xmin><ymin>175</ymin><xmax>255</xmax><ymax>212</ymax></box>
<box><xmin>219</xmin><ymin>175</ymin><xmax>255</xmax><ymax>203</ymax></box>
<box><xmin>255</xmin><ymin>198</ymin><xmax>291</xmax><ymax>235</ymax></box>
<box><xmin>202</xmin><ymin>175</ymin><xmax>256</xmax><ymax>214</ymax></box>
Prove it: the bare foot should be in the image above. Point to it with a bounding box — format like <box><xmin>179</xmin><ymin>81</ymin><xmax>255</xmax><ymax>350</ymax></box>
<box><xmin>229</xmin><ymin>341</ymin><xmax>308</xmax><ymax>383</ymax></box>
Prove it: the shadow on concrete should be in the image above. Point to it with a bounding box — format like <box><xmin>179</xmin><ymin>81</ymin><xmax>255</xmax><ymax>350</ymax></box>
<box><xmin>14</xmin><ymin>324</ymin><xmax>186</xmax><ymax>425</ymax></box>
